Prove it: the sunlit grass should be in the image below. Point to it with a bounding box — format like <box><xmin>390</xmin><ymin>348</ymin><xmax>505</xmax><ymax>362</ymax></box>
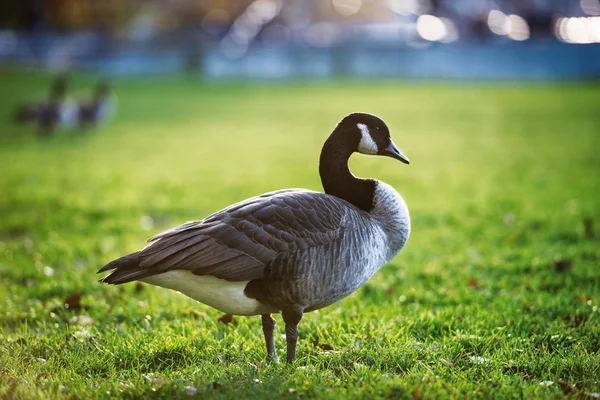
<box><xmin>1</xmin><ymin>70</ymin><xmax>599</xmax><ymax>399</ymax></box>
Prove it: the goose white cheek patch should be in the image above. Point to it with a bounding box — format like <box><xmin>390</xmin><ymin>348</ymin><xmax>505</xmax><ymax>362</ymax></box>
<box><xmin>357</xmin><ymin>123</ymin><xmax>378</xmax><ymax>154</ymax></box>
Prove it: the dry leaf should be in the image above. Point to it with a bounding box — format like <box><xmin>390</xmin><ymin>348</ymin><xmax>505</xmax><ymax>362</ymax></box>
<box><xmin>320</xmin><ymin>343</ymin><xmax>334</xmax><ymax>351</ymax></box>
<box><xmin>0</xmin><ymin>373</ymin><xmax>17</xmax><ymax>397</ymax></box>
<box><xmin>64</xmin><ymin>293</ymin><xmax>85</xmax><ymax>311</ymax></box>
<box><xmin>413</xmin><ymin>386</ymin><xmax>422</xmax><ymax>400</ymax></box>
<box><xmin>468</xmin><ymin>277</ymin><xmax>479</xmax><ymax>290</ymax></box>
<box><xmin>218</xmin><ymin>314</ymin><xmax>233</xmax><ymax>324</ymax></box>
<box><xmin>555</xmin><ymin>380</ymin><xmax>596</xmax><ymax>399</ymax></box>
<box><xmin>553</xmin><ymin>258</ymin><xmax>573</xmax><ymax>273</ymax></box>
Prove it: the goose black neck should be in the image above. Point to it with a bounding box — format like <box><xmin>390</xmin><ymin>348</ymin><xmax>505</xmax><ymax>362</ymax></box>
<box><xmin>319</xmin><ymin>132</ymin><xmax>376</xmax><ymax>212</ymax></box>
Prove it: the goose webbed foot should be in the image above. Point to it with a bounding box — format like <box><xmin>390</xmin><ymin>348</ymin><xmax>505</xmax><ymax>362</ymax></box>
<box><xmin>261</xmin><ymin>313</ymin><xmax>277</xmax><ymax>361</ymax></box>
<box><xmin>282</xmin><ymin>309</ymin><xmax>303</xmax><ymax>363</ymax></box>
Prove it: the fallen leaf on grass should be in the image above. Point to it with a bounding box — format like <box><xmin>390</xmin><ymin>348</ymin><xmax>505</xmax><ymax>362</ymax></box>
<box><xmin>413</xmin><ymin>386</ymin><xmax>422</xmax><ymax>400</ymax></box>
<box><xmin>468</xmin><ymin>277</ymin><xmax>479</xmax><ymax>290</ymax></box>
<box><xmin>218</xmin><ymin>314</ymin><xmax>233</xmax><ymax>324</ymax></box>
<box><xmin>557</xmin><ymin>380</ymin><xmax>596</xmax><ymax>399</ymax></box>
<box><xmin>552</xmin><ymin>258</ymin><xmax>573</xmax><ymax>273</ymax></box>
<box><xmin>0</xmin><ymin>373</ymin><xmax>18</xmax><ymax>397</ymax></box>
<box><xmin>63</xmin><ymin>293</ymin><xmax>88</xmax><ymax>311</ymax></box>
<box><xmin>313</xmin><ymin>341</ymin><xmax>334</xmax><ymax>351</ymax></box>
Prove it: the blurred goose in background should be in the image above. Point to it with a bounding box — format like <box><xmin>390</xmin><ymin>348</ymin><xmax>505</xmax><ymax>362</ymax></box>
<box><xmin>35</xmin><ymin>75</ymin><xmax>77</xmax><ymax>137</ymax></box>
<box><xmin>13</xmin><ymin>74</ymin><xmax>69</xmax><ymax>125</ymax></box>
<box><xmin>78</xmin><ymin>81</ymin><xmax>114</xmax><ymax>129</ymax></box>
<box><xmin>98</xmin><ymin>113</ymin><xmax>411</xmax><ymax>362</ymax></box>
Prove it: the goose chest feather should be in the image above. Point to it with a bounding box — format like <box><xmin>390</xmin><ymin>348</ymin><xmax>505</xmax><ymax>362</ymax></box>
<box><xmin>98</xmin><ymin>112</ymin><xmax>411</xmax><ymax>362</ymax></box>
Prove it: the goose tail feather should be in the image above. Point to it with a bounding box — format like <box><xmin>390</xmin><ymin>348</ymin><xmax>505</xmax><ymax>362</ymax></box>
<box><xmin>97</xmin><ymin>252</ymin><xmax>151</xmax><ymax>284</ymax></box>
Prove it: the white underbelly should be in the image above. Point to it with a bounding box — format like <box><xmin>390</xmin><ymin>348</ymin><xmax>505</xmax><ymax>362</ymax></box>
<box><xmin>142</xmin><ymin>270</ymin><xmax>278</xmax><ymax>316</ymax></box>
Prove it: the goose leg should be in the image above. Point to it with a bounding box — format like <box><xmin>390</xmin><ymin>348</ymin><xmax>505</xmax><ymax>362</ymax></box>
<box><xmin>261</xmin><ymin>313</ymin><xmax>277</xmax><ymax>360</ymax></box>
<box><xmin>282</xmin><ymin>309</ymin><xmax>303</xmax><ymax>362</ymax></box>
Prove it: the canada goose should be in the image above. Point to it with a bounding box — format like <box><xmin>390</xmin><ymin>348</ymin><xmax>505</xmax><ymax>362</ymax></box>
<box><xmin>13</xmin><ymin>75</ymin><xmax>68</xmax><ymax>124</ymax></box>
<box><xmin>78</xmin><ymin>81</ymin><xmax>113</xmax><ymax>129</ymax></box>
<box><xmin>98</xmin><ymin>113</ymin><xmax>411</xmax><ymax>362</ymax></box>
<box><xmin>35</xmin><ymin>75</ymin><xmax>77</xmax><ymax>137</ymax></box>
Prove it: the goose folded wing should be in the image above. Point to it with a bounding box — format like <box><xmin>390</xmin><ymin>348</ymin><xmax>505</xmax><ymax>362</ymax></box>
<box><xmin>138</xmin><ymin>190</ymin><xmax>346</xmax><ymax>281</ymax></box>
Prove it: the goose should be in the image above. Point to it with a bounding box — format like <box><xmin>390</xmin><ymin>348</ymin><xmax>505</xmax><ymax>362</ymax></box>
<box><xmin>98</xmin><ymin>112</ymin><xmax>411</xmax><ymax>362</ymax></box>
<box><xmin>78</xmin><ymin>81</ymin><xmax>114</xmax><ymax>129</ymax></box>
<box><xmin>13</xmin><ymin>75</ymin><xmax>68</xmax><ymax>125</ymax></box>
<box><xmin>35</xmin><ymin>75</ymin><xmax>77</xmax><ymax>137</ymax></box>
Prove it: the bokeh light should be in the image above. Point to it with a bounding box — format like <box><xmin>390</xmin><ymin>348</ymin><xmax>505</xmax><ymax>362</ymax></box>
<box><xmin>555</xmin><ymin>16</ymin><xmax>600</xmax><ymax>43</ymax></box>
<box><xmin>0</xmin><ymin>1</ymin><xmax>598</xmax><ymax>77</ymax></box>
<box><xmin>581</xmin><ymin>0</ymin><xmax>600</xmax><ymax>15</ymax></box>
<box><xmin>416</xmin><ymin>15</ymin><xmax>446</xmax><ymax>42</ymax></box>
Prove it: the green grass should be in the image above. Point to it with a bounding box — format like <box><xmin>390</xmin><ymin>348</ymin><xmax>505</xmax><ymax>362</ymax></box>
<box><xmin>1</xmin><ymin>70</ymin><xmax>599</xmax><ymax>399</ymax></box>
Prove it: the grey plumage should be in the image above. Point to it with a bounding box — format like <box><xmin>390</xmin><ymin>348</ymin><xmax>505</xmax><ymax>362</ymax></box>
<box><xmin>100</xmin><ymin>189</ymin><xmax>346</xmax><ymax>285</ymax></box>
<box><xmin>98</xmin><ymin>112</ymin><xmax>411</xmax><ymax>362</ymax></box>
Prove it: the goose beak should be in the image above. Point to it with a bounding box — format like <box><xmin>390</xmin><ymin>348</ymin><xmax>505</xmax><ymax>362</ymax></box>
<box><xmin>383</xmin><ymin>141</ymin><xmax>410</xmax><ymax>165</ymax></box>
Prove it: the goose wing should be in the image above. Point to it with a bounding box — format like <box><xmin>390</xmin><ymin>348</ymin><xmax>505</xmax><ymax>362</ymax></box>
<box><xmin>99</xmin><ymin>189</ymin><xmax>348</xmax><ymax>282</ymax></box>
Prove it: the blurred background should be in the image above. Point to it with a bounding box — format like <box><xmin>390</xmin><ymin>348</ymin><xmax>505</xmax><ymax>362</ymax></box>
<box><xmin>1</xmin><ymin>0</ymin><xmax>600</xmax><ymax>79</ymax></box>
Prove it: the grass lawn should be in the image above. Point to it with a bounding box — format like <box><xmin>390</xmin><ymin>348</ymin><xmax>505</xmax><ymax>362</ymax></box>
<box><xmin>0</xmin><ymin>70</ymin><xmax>599</xmax><ymax>399</ymax></box>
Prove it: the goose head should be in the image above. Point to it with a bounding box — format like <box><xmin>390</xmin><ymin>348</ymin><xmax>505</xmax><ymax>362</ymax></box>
<box><xmin>337</xmin><ymin>113</ymin><xmax>410</xmax><ymax>165</ymax></box>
